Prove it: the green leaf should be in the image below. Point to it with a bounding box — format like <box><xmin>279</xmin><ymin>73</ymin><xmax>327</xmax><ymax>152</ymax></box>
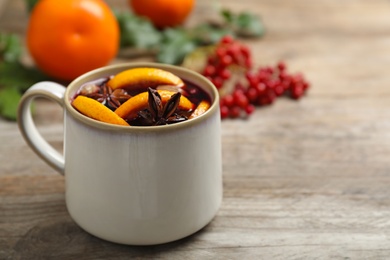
<box><xmin>0</xmin><ymin>32</ymin><xmax>39</xmax><ymax>121</ymax></box>
<box><xmin>24</xmin><ymin>0</ymin><xmax>39</xmax><ymax>12</ymax></box>
<box><xmin>157</xmin><ymin>28</ymin><xmax>197</xmax><ymax>65</ymax></box>
<box><xmin>221</xmin><ymin>9</ymin><xmax>234</xmax><ymax>23</ymax></box>
<box><xmin>221</xmin><ymin>9</ymin><xmax>265</xmax><ymax>38</ymax></box>
<box><xmin>0</xmin><ymin>61</ymin><xmax>48</xmax><ymax>121</ymax></box>
<box><xmin>191</xmin><ymin>24</ymin><xmax>234</xmax><ymax>45</ymax></box>
<box><xmin>0</xmin><ymin>33</ymin><xmax>22</xmax><ymax>63</ymax></box>
<box><xmin>236</xmin><ymin>12</ymin><xmax>265</xmax><ymax>37</ymax></box>
<box><xmin>0</xmin><ymin>62</ymin><xmax>47</xmax><ymax>92</ymax></box>
<box><xmin>0</xmin><ymin>87</ymin><xmax>21</xmax><ymax>120</ymax></box>
<box><xmin>115</xmin><ymin>11</ymin><xmax>161</xmax><ymax>49</ymax></box>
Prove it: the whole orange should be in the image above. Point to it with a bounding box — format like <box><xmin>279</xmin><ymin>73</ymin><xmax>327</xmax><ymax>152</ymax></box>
<box><xmin>129</xmin><ymin>0</ymin><xmax>194</xmax><ymax>29</ymax></box>
<box><xmin>27</xmin><ymin>0</ymin><xmax>119</xmax><ymax>81</ymax></box>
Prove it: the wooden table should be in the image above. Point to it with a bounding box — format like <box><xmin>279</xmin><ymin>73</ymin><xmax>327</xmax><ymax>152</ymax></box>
<box><xmin>2</xmin><ymin>0</ymin><xmax>390</xmax><ymax>258</ymax></box>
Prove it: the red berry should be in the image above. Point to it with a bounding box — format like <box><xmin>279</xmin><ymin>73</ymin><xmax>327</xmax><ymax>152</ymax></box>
<box><xmin>220</xmin><ymin>105</ymin><xmax>229</xmax><ymax>118</ymax></box>
<box><xmin>233</xmin><ymin>88</ymin><xmax>245</xmax><ymax>97</ymax></box>
<box><xmin>212</xmin><ymin>77</ymin><xmax>224</xmax><ymax>89</ymax></box>
<box><xmin>264</xmin><ymin>66</ymin><xmax>274</xmax><ymax>74</ymax></box>
<box><xmin>245</xmin><ymin>57</ymin><xmax>252</xmax><ymax>68</ymax></box>
<box><xmin>259</xmin><ymin>89</ymin><xmax>276</xmax><ymax>105</ymax></box>
<box><xmin>266</xmin><ymin>79</ymin><xmax>277</xmax><ymax>89</ymax></box>
<box><xmin>234</xmin><ymin>82</ymin><xmax>246</xmax><ymax>91</ymax></box>
<box><xmin>245</xmin><ymin>71</ymin><xmax>255</xmax><ymax>80</ymax></box>
<box><xmin>291</xmin><ymin>84</ymin><xmax>304</xmax><ymax>99</ymax></box>
<box><xmin>216</xmin><ymin>48</ymin><xmax>227</xmax><ymax>59</ymax></box>
<box><xmin>222</xmin><ymin>94</ymin><xmax>234</xmax><ymax>107</ymax></box>
<box><xmin>292</xmin><ymin>73</ymin><xmax>303</xmax><ymax>84</ymax></box>
<box><xmin>245</xmin><ymin>104</ymin><xmax>255</xmax><ymax>115</ymax></box>
<box><xmin>255</xmin><ymin>82</ymin><xmax>266</xmax><ymax>95</ymax></box>
<box><xmin>221</xmin><ymin>55</ymin><xmax>233</xmax><ymax>67</ymax></box>
<box><xmin>246</xmin><ymin>71</ymin><xmax>258</xmax><ymax>87</ymax></box>
<box><xmin>227</xmin><ymin>45</ymin><xmax>241</xmax><ymax>62</ymax></box>
<box><xmin>207</xmin><ymin>56</ymin><xmax>217</xmax><ymax>64</ymax></box>
<box><xmin>221</xmin><ymin>35</ymin><xmax>234</xmax><ymax>44</ymax></box>
<box><xmin>277</xmin><ymin>61</ymin><xmax>286</xmax><ymax>71</ymax></box>
<box><xmin>281</xmin><ymin>78</ymin><xmax>292</xmax><ymax>90</ymax></box>
<box><xmin>258</xmin><ymin>71</ymin><xmax>270</xmax><ymax>81</ymax></box>
<box><xmin>234</xmin><ymin>92</ymin><xmax>249</xmax><ymax>109</ymax></box>
<box><xmin>303</xmin><ymin>81</ymin><xmax>310</xmax><ymax>91</ymax></box>
<box><xmin>279</xmin><ymin>71</ymin><xmax>288</xmax><ymax>80</ymax></box>
<box><xmin>204</xmin><ymin>65</ymin><xmax>216</xmax><ymax>76</ymax></box>
<box><xmin>219</xmin><ymin>69</ymin><xmax>231</xmax><ymax>80</ymax></box>
<box><xmin>240</xmin><ymin>45</ymin><xmax>250</xmax><ymax>58</ymax></box>
<box><xmin>229</xmin><ymin>106</ymin><xmax>241</xmax><ymax>118</ymax></box>
<box><xmin>246</xmin><ymin>87</ymin><xmax>258</xmax><ymax>103</ymax></box>
<box><xmin>274</xmin><ymin>84</ymin><xmax>285</xmax><ymax>96</ymax></box>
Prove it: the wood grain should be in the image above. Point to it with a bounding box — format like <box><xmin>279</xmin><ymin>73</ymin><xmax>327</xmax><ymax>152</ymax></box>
<box><xmin>2</xmin><ymin>0</ymin><xmax>390</xmax><ymax>259</ymax></box>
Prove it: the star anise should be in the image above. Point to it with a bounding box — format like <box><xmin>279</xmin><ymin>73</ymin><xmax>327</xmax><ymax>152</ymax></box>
<box><xmin>138</xmin><ymin>87</ymin><xmax>188</xmax><ymax>126</ymax></box>
<box><xmin>85</xmin><ymin>83</ymin><xmax>131</xmax><ymax>110</ymax></box>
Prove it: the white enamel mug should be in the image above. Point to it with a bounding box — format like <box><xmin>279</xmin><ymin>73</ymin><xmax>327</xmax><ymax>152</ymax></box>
<box><xmin>18</xmin><ymin>62</ymin><xmax>222</xmax><ymax>245</ymax></box>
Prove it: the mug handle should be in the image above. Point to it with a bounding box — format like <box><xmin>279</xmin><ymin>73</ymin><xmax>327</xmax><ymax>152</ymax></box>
<box><xmin>17</xmin><ymin>81</ymin><xmax>66</xmax><ymax>175</ymax></box>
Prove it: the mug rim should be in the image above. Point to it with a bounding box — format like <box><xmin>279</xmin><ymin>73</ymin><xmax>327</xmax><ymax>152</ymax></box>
<box><xmin>64</xmin><ymin>62</ymin><xmax>220</xmax><ymax>133</ymax></box>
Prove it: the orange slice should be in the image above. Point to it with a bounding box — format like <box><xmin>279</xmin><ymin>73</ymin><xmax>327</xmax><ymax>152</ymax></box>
<box><xmin>72</xmin><ymin>95</ymin><xmax>129</xmax><ymax>126</ymax></box>
<box><xmin>115</xmin><ymin>90</ymin><xmax>194</xmax><ymax>120</ymax></box>
<box><xmin>107</xmin><ymin>68</ymin><xmax>184</xmax><ymax>91</ymax></box>
<box><xmin>189</xmin><ymin>100</ymin><xmax>211</xmax><ymax>119</ymax></box>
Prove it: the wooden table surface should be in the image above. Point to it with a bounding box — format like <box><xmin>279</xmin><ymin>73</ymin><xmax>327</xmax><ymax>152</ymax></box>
<box><xmin>2</xmin><ymin>0</ymin><xmax>390</xmax><ymax>259</ymax></box>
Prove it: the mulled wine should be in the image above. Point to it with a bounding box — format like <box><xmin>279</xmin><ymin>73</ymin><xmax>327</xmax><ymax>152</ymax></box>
<box><xmin>71</xmin><ymin>68</ymin><xmax>212</xmax><ymax>126</ymax></box>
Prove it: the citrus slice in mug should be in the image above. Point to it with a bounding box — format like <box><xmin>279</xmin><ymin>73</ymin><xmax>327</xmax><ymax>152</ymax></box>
<box><xmin>115</xmin><ymin>90</ymin><xmax>194</xmax><ymax>120</ymax></box>
<box><xmin>107</xmin><ymin>68</ymin><xmax>184</xmax><ymax>91</ymax></box>
<box><xmin>189</xmin><ymin>100</ymin><xmax>211</xmax><ymax>119</ymax></box>
<box><xmin>72</xmin><ymin>95</ymin><xmax>129</xmax><ymax>126</ymax></box>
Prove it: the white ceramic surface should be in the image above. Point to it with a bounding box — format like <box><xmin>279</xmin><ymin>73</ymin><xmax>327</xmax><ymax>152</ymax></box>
<box><xmin>18</xmin><ymin>63</ymin><xmax>222</xmax><ymax>245</ymax></box>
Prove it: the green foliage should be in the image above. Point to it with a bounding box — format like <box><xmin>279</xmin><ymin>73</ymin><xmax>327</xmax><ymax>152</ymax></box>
<box><xmin>0</xmin><ymin>33</ymin><xmax>22</xmax><ymax>63</ymax></box>
<box><xmin>221</xmin><ymin>9</ymin><xmax>265</xmax><ymax>37</ymax></box>
<box><xmin>0</xmin><ymin>33</ymin><xmax>47</xmax><ymax>121</ymax></box>
<box><xmin>24</xmin><ymin>0</ymin><xmax>39</xmax><ymax>12</ymax></box>
<box><xmin>0</xmin><ymin>87</ymin><xmax>21</xmax><ymax>120</ymax></box>
<box><xmin>115</xmin><ymin>11</ymin><xmax>161</xmax><ymax>49</ymax></box>
<box><xmin>116</xmin><ymin>8</ymin><xmax>264</xmax><ymax>65</ymax></box>
<box><xmin>157</xmin><ymin>28</ymin><xmax>197</xmax><ymax>65</ymax></box>
<box><xmin>0</xmin><ymin>62</ymin><xmax>47</xmax><ymax>92</ymax></box>
<box><xmin>190</xmin><ymin>23</ymin><xmax>233</xmax><ymax>45</ymax></box>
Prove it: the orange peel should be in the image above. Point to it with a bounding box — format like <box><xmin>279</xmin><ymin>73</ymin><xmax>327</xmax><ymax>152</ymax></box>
<box><xmin>72</xmin><ymin>95</ymin><xmax>129</xmax><ymax>126</ymax></box>
<box><xmin>189</xmin><ymin>100</ymin><xmax>211</xmax><ymax>119</ymax></box>
<box><xmin>107</xmin><ymin>68</ymin><xmax>184</xmax><ymax>91</ymax></box>
<box><xmin>115</xmin><ymin>90</ymin><xmax>194</xmax><ymax>120</ymax></box>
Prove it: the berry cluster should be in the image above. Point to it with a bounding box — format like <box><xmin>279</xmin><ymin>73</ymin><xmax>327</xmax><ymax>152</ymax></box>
<box><xmin>202</xmin><ymin>35</ymin><xmax>252</xmax><ymax>90</ymax></box>
<box><xmin>201</xmin><ymin>35</ymin><xmax>310</xmax><ymax>119</ymax></box>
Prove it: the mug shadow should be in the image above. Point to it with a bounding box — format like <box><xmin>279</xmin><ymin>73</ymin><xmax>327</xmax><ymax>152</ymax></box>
<box><xmin>12</xmin><ymin>216</ymin><xmax>211</xmax><ymax>259</ymax></box>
